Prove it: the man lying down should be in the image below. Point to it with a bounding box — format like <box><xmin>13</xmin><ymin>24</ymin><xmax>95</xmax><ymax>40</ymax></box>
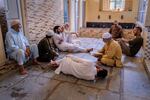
<box><xmin>50</xmin><ymin>55</ymin><xmax>108</xmax><ymax>80</ymax></box>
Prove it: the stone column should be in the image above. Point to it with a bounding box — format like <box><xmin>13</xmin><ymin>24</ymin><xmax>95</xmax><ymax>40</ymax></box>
<box><xmin>78</xmin><ymin>0</ymin><xmax>83</xmax><ymax>29</ymax></box>
<box><xmin>69</xmin><ymin>0</ymin><xmax>76</xmax><ymax>32</ymax></box>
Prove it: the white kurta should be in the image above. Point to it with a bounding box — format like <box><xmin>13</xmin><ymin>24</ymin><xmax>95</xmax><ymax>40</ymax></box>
<box><xmin>55</xmin><ymin>55</ymin><xmax>97</xmax><ymax>80</ymax></box>
<box><xmin>64</xmin><ymin>32</ymin><xmax>80</xmax><ymax>44</ymax></box>
<box><xmin>5</xmin><ymin>29</ymin><xmax>39</xmax><ymax>65</ymax></box>
<box><xmin>53</xmin><ymin>34</ymin><xmax>84</xmax><ymax>52</ymax></box>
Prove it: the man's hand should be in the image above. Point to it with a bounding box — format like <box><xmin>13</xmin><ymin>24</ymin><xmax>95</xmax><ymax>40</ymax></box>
<box><xmin>71</xmin><ymin>32</ymin><xmax>79</xmax><ymax>37</ymax></box>
<box><xmin>58</xmin><ymin>39</ymin><xmax>63</xmax><ymax>44</ymax></box>
<box><xmin>25</xmin><ymin>47</ymin><xmax>31</xmax><ymax>58</ymax></box>
<box><xmin>92</xmin><ymin>52</ymin><xmax>103</xmax><ymax>57</ymax></box>
<box><xmin>116</xmin><ymin>38</ymin><xmax>121</xmax><ymax>41</ymax></box>
<box><xmin>121</xmin><ymin>38</ymin><xmax>128</xmax><ymax>43</ymax></box>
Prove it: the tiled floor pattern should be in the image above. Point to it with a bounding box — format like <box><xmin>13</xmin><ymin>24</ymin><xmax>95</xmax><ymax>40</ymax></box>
<box><xmin>0</xmin><ymin>38</ymin><xmax>150</xmax><ymax>100</ymax></box>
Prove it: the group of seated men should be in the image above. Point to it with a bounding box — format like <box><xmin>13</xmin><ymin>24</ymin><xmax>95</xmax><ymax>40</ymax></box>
<box><xmin>93</xmin><ymin>21</ymin><xmax>143</xmax><ymax>68</ymax></box>
<box><xmin>4</xmin><ymin>19</ymin><xmax>143</xmax><ymax>81</ymax></box>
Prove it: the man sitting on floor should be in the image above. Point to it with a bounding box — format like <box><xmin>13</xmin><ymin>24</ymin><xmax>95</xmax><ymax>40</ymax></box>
<box><xmin>5</xmin><ymin>20</ymin><xmax>39</xmax><ymax>75</ymax></box>
<box><xmin>50</xmin><ymin>55</ymin><xmax>108</xmax><ymax>80</ymax></box>
<box><xmin>93</xmin><ymin>32</ymin><xmax>123</xmax><ymax>68</ymax></box>
<box><xmin>109</xmin><ymin>20</ymin><xmax>123</xmax><ymax>40</ymax></box>
<box><xmin>118</xmin><ymin>26</ymin><xmax>143</xmax><ymax>57</ymax></box>
<box><xmin>53</xmin><ymin>26</ymin><xmax>93</xmax><ymax>53</ymax></box>
<box><xmin>37</xmin><ymin>30</ymin><xmax>59</xmax><ymax>62</ymax></box>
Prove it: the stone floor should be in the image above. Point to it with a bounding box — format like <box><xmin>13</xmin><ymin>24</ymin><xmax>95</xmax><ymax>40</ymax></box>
<box><xmin>0</xmin><ymin>38</ymin><xmax>150</xmax><ymax>100</ymax></box>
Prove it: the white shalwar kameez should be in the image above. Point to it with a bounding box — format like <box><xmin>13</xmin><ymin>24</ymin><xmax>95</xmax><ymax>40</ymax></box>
<box><xmin>5</xmin><ymin>29</ymin><xmax>39</xmax><ymax>65</ymax></box>
<box><xmin>53</xmin><ymin>34</ymin><xmax>85</xmax><ymax>52</ymax></box>
<box><xmin>55</xmin><ymin>55</ymin><xmax>97</xmax><ymax>80</ymax></box>
<box><xmin>61</xmin><ymin>32</ymin><xmax>78</xmax><ymax>43</ymax></box>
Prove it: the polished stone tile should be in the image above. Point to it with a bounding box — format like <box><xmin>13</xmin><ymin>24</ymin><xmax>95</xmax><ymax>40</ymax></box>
<box><xmin>0</xmin><ymin>76</ymin><xmax>60</xmax><ymax>100</ymax></box>
<box><xmin>40</xmin><ymin>70</ymin><xmax>55</xmax><ymax>79</ymax></box>
<box><xmin>97</xmin><ymin>90</ymin><xmax>120</xmax><ymax>100</ymax></box>
<box><xmin>47</xmin><ymin>82</ymin><xmax>98</xmax><ymax>100</ymax></box>
<box><xmin>77</xmin><ymin>78</ymin><xmax>108</xmax><ymax>90</ymax></box>
<box><xmin>27</xmin><ymin>67</ymin><xmax>43</xmax><ymax>76</ymax></box>
<box><xmin>109</xmin><ymin>68</ymin><xmax>121</xmax><ymax>92</ymax></box>
<box><xmin>0</xmin><ymin>73</ymin><xmax>28</xmax><ymax>93</ymax></box>
<box><xmin>123</xmin><ymin>68</ymin><xmax>150</xmax><ymax>99</ymax></box>
<box><xmin>0</xmin><ymin>38</ymin><xmax>150</xmax><ymax>100</ymax></box>
<box><xmin>53</xmin><ymin>73</ymin><xmax>78</xmax><ymax>83</ymax></box>
<box><xmin>123</xmin><ymin>94</ymin><xmax>150</xmax><ymax>100</ymax></box>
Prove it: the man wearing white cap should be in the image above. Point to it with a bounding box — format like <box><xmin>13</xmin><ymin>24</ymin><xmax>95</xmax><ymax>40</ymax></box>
<box><xmin>93</xmin><ymin>32</ymin><xmax>123</xmax><ymax>68</ymax></box>
<box><xmin>5</xmin><ymin>19</ymin><xmax>39</xmax><ymax>75</ymax></box>
<box><xmin>37</xmin><ymin>30</ymin><xmax>58</xmax><ymax>62</ymax></box>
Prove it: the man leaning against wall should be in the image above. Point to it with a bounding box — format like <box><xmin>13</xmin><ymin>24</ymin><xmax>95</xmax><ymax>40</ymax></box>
<box><xmin>5</xmin><ymin>20</ymin><xmax>39</xmax><ymax>75</ymax></box>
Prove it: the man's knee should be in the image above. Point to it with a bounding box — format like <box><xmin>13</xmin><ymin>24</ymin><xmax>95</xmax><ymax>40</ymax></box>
<box><xmin>31</xmin><ymin>44</ymin><xmax>38</xmax><ymax>49</ymax></box>
<box><xmin>15</xmin><ymin>49</ymin><xmax>25</xmax><ymax>65</ymax></box>
<box><xmin>101</xmin><ymin>57</ymin><xmax>115</xmax><ymax>66</ymax></box>
<box><xmin>30</xmin><ymin>44</ymin><xmax>39</xmax><ymax>58</ymax></box>
<box><xmin>30</xmin><ymin>44</ymin><xmax>38</xmax><ymax>53</ymax></box>
<box><xmin>16</xmin><ymin>49</ymin><xmax>25</xmax><ymax>57</ymax></box>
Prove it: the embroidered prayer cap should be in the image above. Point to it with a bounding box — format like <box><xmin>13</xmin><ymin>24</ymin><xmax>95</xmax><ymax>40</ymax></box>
<box><xmin>102</xmin><ymin>32</ymin><xmax>112</xmax><ymax>39</ymax></box>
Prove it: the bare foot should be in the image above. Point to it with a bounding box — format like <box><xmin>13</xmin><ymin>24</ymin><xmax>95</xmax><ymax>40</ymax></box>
<box><xmin>68</xmin><ymin>49</ymin><xmax>73</xmax><ymax>53</ymax></box>
<box><xmin>86</xmin><ymin>48</ymin><xmax>93</xmax><ymax>53</ymax></box>
<box><xmin>19</xmin><ymin>66</ymin><xmax>28</xmax><ymax>75</ymax></box>
<box><xmin>48</xmin><ymin>60</ymin><xmax>59</xmax><ymax>69</ymax></box>
<box><xmin>32</xmin><ymin>59</ymin><xmax>40</xmax><ymax>65</ymax></box>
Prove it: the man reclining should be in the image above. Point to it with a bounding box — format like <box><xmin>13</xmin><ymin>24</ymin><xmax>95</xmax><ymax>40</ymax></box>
<box><xmin>50</xmin><ymin>55</ymin><xmax>108</xmax><ymax>80</ymax></box>
<box><xmin>53</xmin><ymin>26</ymin><xmax>93</xmax><ymax>53</ymax></box>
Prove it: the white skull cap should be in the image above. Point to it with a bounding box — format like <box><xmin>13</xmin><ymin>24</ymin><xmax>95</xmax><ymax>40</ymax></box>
<box><xmin>102</xmin><ymin>32</ymin><xmax>112</xmax><ymax>39</ymax></box>
<box><xmin>46</xmin><ymin>30</ymin><xmax>54</xmax><ymax>36</ymax></box>
<box><xmin>10</xmin><ymin>19</ymin><xmax>20</xmax><ymax>26</ymax></box>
